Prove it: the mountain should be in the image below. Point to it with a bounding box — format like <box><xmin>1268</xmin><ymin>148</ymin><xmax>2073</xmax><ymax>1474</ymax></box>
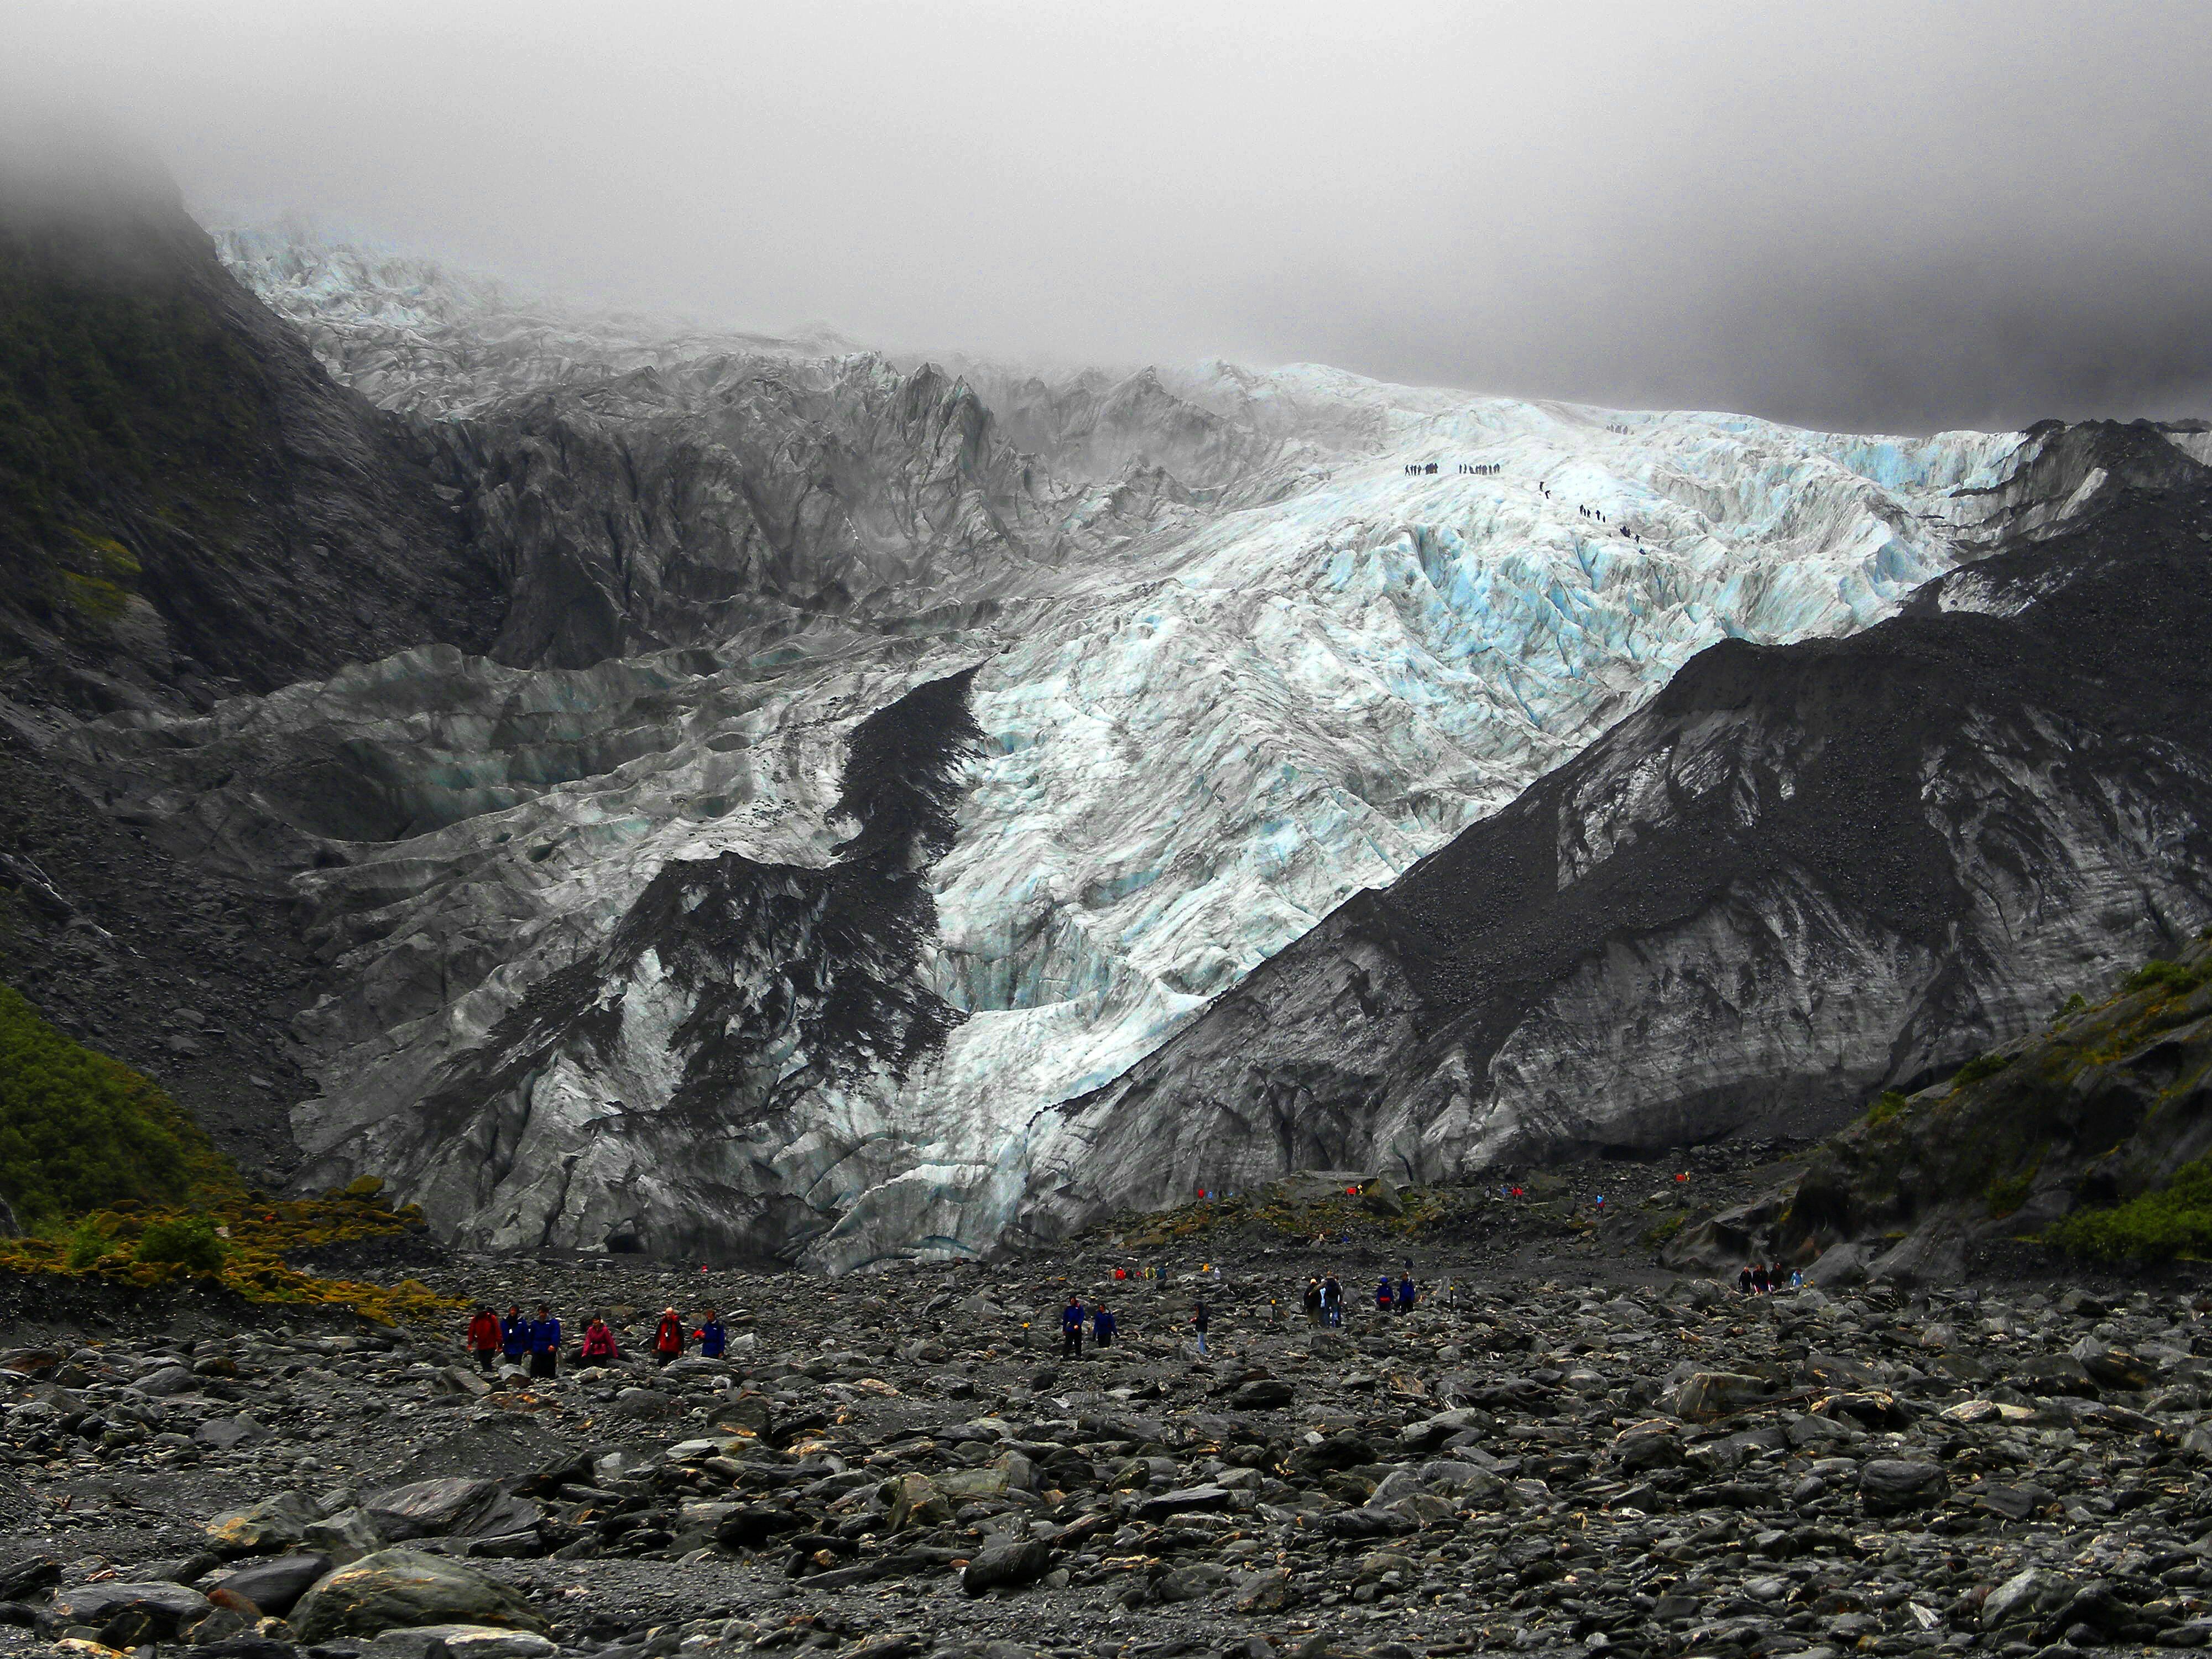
<box><xmin>0</xmin><ymin>149</ymin><xmax>500</xmax><ymax>715</ymax></box>
<box><xmin>22</xmin><ymin>223</ymin><xmax>2032</xmax><ymax>1269</ymax></box>
<box><xmin>20</xmin><ymin>195</ymin><xmax>2167</xmax><ymax>1273</ymax></box>
<box><xmin>1031</xmin><ymin>423</ymin><xmax>2212</xmax><ymax>1245</ymax></box>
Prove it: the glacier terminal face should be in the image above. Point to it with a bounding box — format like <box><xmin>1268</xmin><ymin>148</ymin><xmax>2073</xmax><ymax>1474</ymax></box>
<box><xmin>72</xmin><ymin>228</ymin><xmax>2028</xmax><ymax>1268</ymax></box>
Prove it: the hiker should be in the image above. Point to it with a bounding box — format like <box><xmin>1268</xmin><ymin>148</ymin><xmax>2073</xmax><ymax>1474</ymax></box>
<box><xmin>528</xmin><ymin>1303</ymin><xmax>561</xmax><ymax>1379</ymax></box>
<box><xmin>1092</xmin><ymin>1303</ymin><xmax>1117</xmax><ymax>1347</ymax></box>
<box><xmin>1190</xmin><ymin>1298</ymin><xmax>1209</xmax><ymax>1354</ymax></box>
<box><xmin>581</xmin><ymin>1316</ymin><xmax>619</xmax><ymax>1363</ymax></box>
<box><xmin>1736</xmin><ymin>1264</ymin><xmax>1756</xmax><ymax>1296</ymax></box>
<box><xmin>1061</xmin><ymin>1295</ymin><xmax>1084</xmax><ymax>1358</ymax></box>
<box><xmin>653</xmin><ymin>1307</ymin><xmax>686</xmax><ymax>1364</ymax></box>
<box><xmin>694</xmin><ymin>1309</ymin><xmax>727</xmax><ymax>1359</ymax></box>
<box><xmin>500</xmin><ymin>1305</ymin><xmax>529</xmax><ymax>1366</ymax></box>
<box><xmin>466</xmin><ymin>1306</ymin><xmax>502</xmax><ymax>1373</ymax></box>
<box><xmin>1396</xmin><ymin>1272</ymin><xmax>1417</xmax><ymax>1313</ymax></box>
<box><xmin>1374</xmin><ymin>1276</ymin><xmax>1394</xmax><ymax>1312</ymax></box>
<box><xmin>1752</xmin><ymin>1264</ymin><xmax>1773</xmax><ymax>1295</ymax></box>
<box><xmin>1303</xmin><ymin>1276</ymin><xmax>1324</xmax><ymax>1324</ymax></box>
<box><xmin>1321</xmin><ymin>1272</ymin><xmax>1343</xmax><ymax>1328</ymax></box>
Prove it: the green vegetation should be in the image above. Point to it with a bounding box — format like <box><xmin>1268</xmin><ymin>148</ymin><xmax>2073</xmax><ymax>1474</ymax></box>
<box><xmin>133</xmin><ymin>1211</ymin><xmax>225</xmax><ymax>1273</ymax></box>
<box><xmin>64</xmin><ymin>1214</ymin><xmax>115</xmax><ymax>1270</ymax></box>
<box><xmin>0</xmin><ymin>982</ymin><xmax>460</xmax><ymax>1323</ymax></box>
<box><xmin>1949</xmin><ymin>1051</ymin><xmax>2012</xmax><ymax>1089</ymax></box>
<box><xmin>2126</xmin><ymin>958</ymin><xmax>2212</xmax><ymax>997</ymax></box>
<box><xmin>0</xmin><ymin>220</ymin><xmax>266</xmax><ymax>624</ymax></box>
<box><xmin>1865</xmin><ymin>1091</ymin><xmax>1908</xmax><ymax>1126</ymax></box>
<box><xmin>2052</xmin><ymin>993</ymin><xmax>2088</xmax><ymax>1025</ymax></box>
<box><xmin>0</xmin><ymin>982</ymin><xmax>232</xmax><ymax>1222</ymax></box>
<box><xmin>1641</xmin><ymin>1213</ymin><xmax>1687</xmax><ymax>1248</ymax></box>
<box><xmin>2049</xmin><ymin>1153</ymin><xmax>2212</xmax><ymax>1262</ymax></box>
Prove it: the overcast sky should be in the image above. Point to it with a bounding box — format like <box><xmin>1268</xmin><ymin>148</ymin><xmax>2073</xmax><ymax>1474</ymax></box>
<box><xmin>10</xmin><ymin>0</ymin><xmax>2211</xmax><ymax>434</ymax></box>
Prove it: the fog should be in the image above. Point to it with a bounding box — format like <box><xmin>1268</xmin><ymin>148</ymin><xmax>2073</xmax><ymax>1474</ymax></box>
<box><xmin>9</xmin><ymin>0</ymin><xmax>2211</xmax><ymax>434</ymax></box>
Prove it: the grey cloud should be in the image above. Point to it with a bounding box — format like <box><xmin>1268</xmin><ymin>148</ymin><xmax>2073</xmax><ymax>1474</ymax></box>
<box><xmin>6</xmin><ymin>0</ymin><xmax>2208</xmax><ymax>433</ymax></box>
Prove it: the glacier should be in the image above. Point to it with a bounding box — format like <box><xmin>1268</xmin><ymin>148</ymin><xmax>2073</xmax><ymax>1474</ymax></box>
<box><xmin>74</xmin><ymin>227</ymin><xmax>2029</xmax><ymax>1269</ymax></box>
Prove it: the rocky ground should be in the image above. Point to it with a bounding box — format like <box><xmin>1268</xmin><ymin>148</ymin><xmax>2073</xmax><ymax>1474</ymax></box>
<box><xmin>7</xmin><ymin>1165</ymin><xmax>2212</xmax><ymax>1659</ymax></box>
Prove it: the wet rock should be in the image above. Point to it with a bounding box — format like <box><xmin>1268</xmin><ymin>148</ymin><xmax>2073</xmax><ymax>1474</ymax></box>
<box><xmin>1859</xmin><ymin>1458</ymin><xmax>1948</xmax><ymax>1513</ymax></box>
<box><xmin>361</xmin><ymin>1479</ymin><xmax>502</xmax><ymax>1541</ymax></box>
<box><xmin>290</xmin><ymin>1550</ymin><xmax>543</xmax><ymax>1642</ymax></box>
<box><xmin>41</xmin><ymin>1582</ymin><xmax>212</xmax><ymax>1640</ymax></box>
<box><xmin>210</xmin><ymin>1556</ymin><xmax>333</xmax><ymax>1618</ymax></box>
<box><xmin>207</xmin><ymin>1493</ymin><xmax>319</xmax><ymax>1557</ymax></box>
<box><xmin>960</xmin><ymin>1539</ymin><xmax>1053</xmax><ymax>1597</ymax></box>
<box><xmin>363</xmin><ymin>1624</ymin><xmax>559</xmax><ymax>1659</ymax></box>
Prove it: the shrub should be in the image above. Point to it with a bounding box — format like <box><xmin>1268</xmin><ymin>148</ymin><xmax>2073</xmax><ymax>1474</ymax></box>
<box><xmin>2048</xmin><ymin>1155</ymin><xmax>2212</xmax><ymax>1262</ymax></box>
<box><xmin>64</xmin><ymin>1214</ymin><xmax>114</xmax><ymax>1269</ymax></box>
<box><xmin>2051</xmin><ymin>993</ymin><xmax>2088</xmax><ymax>1025</ymax></box>
<box><xmin>0</xmin><ymin>983</ymin><xmax>229</xmax><ymax>1221</ymax></box>
<box><xmin>133</xmin><ymin>1213</ymin><xmax>225</xmax><ymax>1273</ymax></box>
<box><xmin>1865</xmin><ymin>1091</ymin><xmax>1908</xmax><ymax>1126</ymax></box>
<box><xmin>2126</xmin><ymin>958</ymin><xmax>2212</xmax><ymax>997</ymax></box>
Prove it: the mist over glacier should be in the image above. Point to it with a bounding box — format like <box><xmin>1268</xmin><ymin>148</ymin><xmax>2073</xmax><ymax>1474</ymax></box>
<box><xmin>74</xmin><ymin>228</ymin><xmax>2029</xmax><ymax>1269</ymax></box>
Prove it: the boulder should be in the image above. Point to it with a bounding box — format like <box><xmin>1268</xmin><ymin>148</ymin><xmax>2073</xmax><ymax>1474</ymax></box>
<box><xmin>195</xmin><ymin>1416</ymin><xmax>271</xmax><ymax>1452</ymax></box>
<box><xmin>209</xmin><ymin>1555</ymin><xmax>333</xmax><ymax>1618</ymax></box>
<box><xmin>0</xmin><ymin>1554</ymin><xmax>60</xmax><ymax>1601</ymax></box>
<box><xmin>364</xmin><ymin>1625</ymin><xmax>559</xmax><ymax>1659</ymax></box>
<box><xmin>41</xmin><ymin>1582</ymin><xmax>212</xmax><ymax>1640</ymax></box>
<box><xmin>883</xmin><ymin>1475</ymin><xmax>951</xmax><ymax>1533</ymax></box>
<box><xmin>1359</xmin><ymin>1176</ymin><xmax>1404</xmax><ymax>1218</ymax></box>
<box><xmin>290</xmin><ymin>1550</ymin><xmax>544</xmax><ymax>1641</ymax></box>
<box><xmin>1671</xmin><ymin>1372</ymin><xmax>1768</xmax><ymax>1419</ymax></box>
<box><xmin>302</xmin><ymin>1509</ymin><xmax>385</xmax><ymax>1566</ymax></box>
<box><xmin>613</xmin><ymin>1387</ymin><xmax>677</xmax><ymax>1418</ymax></box>
<box><xmin>1859</xmin><ymin>1459</ymin><xmax>1948</xmax><ymax>1513</ymax></box>
<box><xmin>1230</xmin><ymin>1379</ymin><xmax>1294</xmax><ymax>1410</ymax></box>
<box><xmin>1154</xmin><ymin>1563</ymin><xmax>1229</xmax><ymax>1602</ymax></box>
<box><xmin>206</xmin><ymin>1493</ymin><xmax>319</xmax><ymax>1557</ymax></box>
<box><xmin>961</xmin><ymin>1538</ymin><xmax>1053</xmax><ymax>1596</ymax></box>
<box><xmin>1133</xmin><ymin>1485</ymin><xmax>1231</xmax><ymax>1521</ymax></box>
<box><xmin>361</xmin><ymin>1479</ymin><xmax>503</xmax><ymax>1541</ymax></box>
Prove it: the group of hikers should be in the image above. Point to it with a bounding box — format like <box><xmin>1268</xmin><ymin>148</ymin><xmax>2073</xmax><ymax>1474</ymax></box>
<box><xmin>1736</xmin><ymin>1262</ymin><xmax>1801</xmax><ymax>1295</ymax></box>
<box><xmin>1298</xmin><ymin>1268</ymin><xmax>1417</xmax><ymax>1326</ymax></box>
<box><xmin>462</xmin><ymin>1304</ymin><xmax>729</xmax><ymax>1378</ymax></box>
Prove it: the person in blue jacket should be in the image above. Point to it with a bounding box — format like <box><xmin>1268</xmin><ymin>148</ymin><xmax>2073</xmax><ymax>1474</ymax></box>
<box><xmin>693</xmin><ymin>1309</ymin><xmax>727</xmax><ymax>1360</ymax></box>
<box><xmin>1395</xmin><ymin>1273</ymin><xmax>1417</xmax><ymax>1313</ymax></box>
<box><xmin>500</xmin><ymin>1305</ymin><xmax>529</xmax><ymax>1365</ymax></box>
<box><xmin>1091</xmin><ymin>1304</ymin><xmax>1117</xmax><ymax>1348</ymax></box>
<box><xmin>1061</xmin><ymin>1295</ymin><xmax>1084</xmax><ymax>1358</ymax></box>
<box><xmin>529</xmin><ymin>1303</ymin><xmax>561</xmax><ymax>1379</ymax></box>
<box><xmin>1374</xmin><ymin>1276</ymin><xmax>1394</xmax><ymax>1311</ymax></box>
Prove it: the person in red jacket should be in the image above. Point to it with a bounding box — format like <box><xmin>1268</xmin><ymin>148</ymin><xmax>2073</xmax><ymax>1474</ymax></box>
<box><xmin>653</xmin><ymin>1307</ymin><xmax>686</xmax><ymax>1366</ymax></box>
<box><xmin>465</xmin><ymin>1307</ymin><xmax>502</xmax><ymax>1373</ymax></box>
<box><xmin>581</xmin><ymin>1317</ymin><xmax>620</xmax><ymax>1363</ymax></box>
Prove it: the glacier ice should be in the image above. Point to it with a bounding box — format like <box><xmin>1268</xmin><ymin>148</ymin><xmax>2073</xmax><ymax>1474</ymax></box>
<box><xmin>87</xmin><ymin>228</ymin><xmax>2031</xmax><ymax>1269</ymax></box>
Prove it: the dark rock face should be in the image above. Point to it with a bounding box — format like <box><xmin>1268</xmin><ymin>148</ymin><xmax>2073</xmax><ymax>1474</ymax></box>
<box><xmin>0</xmin><ymin>143</ymin><xmax>502</xmax><ymax>714</ymax></box>
<box><xmin>1035</xmin><ymin>425</ymin><xmax>2212</xmax><ymax>1230</ymax></box>
<box><xmin>1767</xmin><ymin>932</ymin><xmax>2212</xmax><ymax>1281</ymax></box>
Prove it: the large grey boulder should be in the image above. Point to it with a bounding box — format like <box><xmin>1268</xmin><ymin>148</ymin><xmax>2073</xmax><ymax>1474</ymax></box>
<box><xmin>41</xmin><ymin>1580</ymin><xmax>211</xmax><ymax>1639</ymax></box>
<box><xmin>208</xmin><ymin>1554</ymin><xmax>333</xmax><ymax>1618</ymax></box>
<box><xmin>961</xmin><ymin>1538</ymin><xmax>1052</xmax><ymax>1597</ymax></box>
<box><xmin>361</xmin><ymin>1479</ymin><xmax>503</xmax><ymax>1541</ymax></box>
<box><xmin>1859</xmin><ymin>1459</ymin><xmax>1948</xmax><ymax>1513</ymax></box>
<box><xmin>205</xmin><ymin>1492</ymin><xmax>319</xmax><ymax>1557</ymax></box>
<box><xmin>290</xmin><ymin>1550</ymin><xmax>544</xmax><ymax>1641</ymax></box>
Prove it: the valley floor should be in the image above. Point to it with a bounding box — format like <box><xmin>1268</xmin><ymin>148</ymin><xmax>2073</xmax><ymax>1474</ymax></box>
<box><xmin>7</xmin><ymin>1158</ymin><xmax>2211</xmax><ymax>1659</ymax></box>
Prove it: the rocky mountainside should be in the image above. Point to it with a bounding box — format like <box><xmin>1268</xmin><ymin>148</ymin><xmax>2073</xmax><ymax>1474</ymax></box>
<box><xmin>1036</xmin><ymin>425</ymin><xmax>2212</xmax><ymax>1243</ymax></box>
<box><xmin>0</xmin><ymin>155</ymin><xmax>501</xmax><ymax>716</ymax></box>
<box><xmin>15</xmin><ymin>222</ymin><xmax>2037</xmax><ymax>1270</ymax></box>
<box><xmin>1764</xmin><ymin>933</ymin><xmax>2212</xmax><ymax>1284</ymax></box>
